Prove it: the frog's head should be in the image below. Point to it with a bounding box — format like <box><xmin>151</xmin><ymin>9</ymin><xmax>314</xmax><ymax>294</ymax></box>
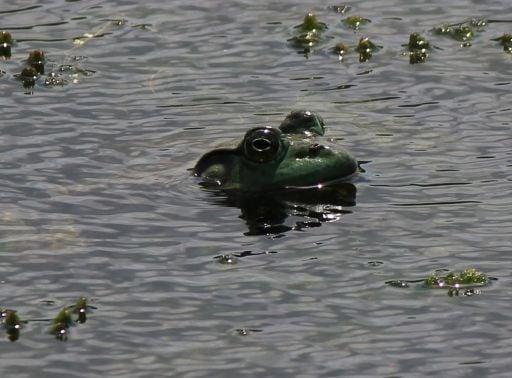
<box><xmin>193</xmin><ymin>111</ymin><xmax>357</xmax><ymax>191</ymax></box>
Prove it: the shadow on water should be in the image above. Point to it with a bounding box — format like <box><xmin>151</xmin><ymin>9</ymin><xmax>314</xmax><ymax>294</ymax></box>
<box><xmin>205</xmin><ymin>181</ymin><xmax>357</xmax><ymax>236</ymax></box>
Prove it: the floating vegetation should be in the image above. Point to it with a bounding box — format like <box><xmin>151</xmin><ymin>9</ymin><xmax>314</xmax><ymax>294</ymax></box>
<box><xmin>328</xmin><ymin>5</ymin><xmax>351</xmax><ymax>14</ymax></box>
<box><xmin>492</xmin><ymin>33</ymin><xmax>512</xmax><ymax>53</ymax></box>
<box><xmin>214</xmin><ymin>254</ymin><xmax>238</xmax><ymax>265</ymax></box>
<box><xmin>386</xmin><ymin>280</ymin><xmax>410</xmax><ymax>288</ymax></box>
<box><xmin>18</xmin><ymin>66</ymin><xmax>39</xmax><ymax>90</ymax></box>
<box><xmin>288</xmin><ymin>31</ymin><xmax>321</xmax><ymax>49</ymax></box>
<box><xmin>0</xmin><ymin>31</ymin><xmax>13</xmax><ymax>59</ymax></box>
<box><xmin>0</xmin><ymin>17</ymin><xmax>141</xmax><ymax>93</ymax></box>
<box><xmin>355</xmin><ymin>37</ymin><xmax>378</xmax><ymax>62</ymax></box>
<box><xmin>1</xmin><ymin>309</ymin><xmax>21</xmax><ymax>342</ymax></box>
<box><xmin>70</xmin><ymin>296</ymin><xmax>89</xmax><ymax>324</ymax></box>
<box><xmin>26</xmin><ymin>50</ymin><xmax>46</xmax><ymax>74</ymax></box>
<box><xmin>50</xmin><ymin>308</ymin><xmax>73</xmax><ymax>341</ymax></box>
<box><xmin>0</xmin><ymin>296</ymin><xmax>92</xmax><ymax>342</ymax></box>
<box><xmin>332</xmin><ymin>42</ymin><xmax>349</xmax><ymax>61</ymax></box>
<box><xmin>406</xmin><ymin>32</ymin><xmax>431</xmax><ymax>64</ymax></box>
<box><xmin>407</xmin><ymin>32</ymin><xmax>431</xmax><ymax>51</ymax></box>
<box><xmin>424</xmin><ymin>268</ymin><xmax>489</xmax><ymax>288</ymax></box>
<box><xmin>296</xmin><ymin>12</ymin><xmax>328</xmax><ymax>33</ymax></box>
<box><xmin>343</xmin><ymin>16</ymin><xmax>371</xmax><ymax>30</ymax></box>
<box><xmin>331</xmin><ymin>38</ymin><xmax>380</xmax><ymax>63</ymax></box>
<box><xmin>287</xmin><ymin>11</ymin><xmax>506</xmax><ymax>62</ymax></box>
<box><xmin>386</xmin><ymin>268</ymin><xmax>494</xmax><ymax>297</ymax></box>
<box><xmin>434</xmin><ymin>18</ymin><xmax>487</xmax><ymax>47</ymax></box>
<box><xmin>289</xmin><ymin>13</ymin><xmax>328</xmax><ymax>57</ymax></box>
<box><xmin>236</xmin><ymin>328</ymin><xmax>263</xmax><ymax>336</ymax></box>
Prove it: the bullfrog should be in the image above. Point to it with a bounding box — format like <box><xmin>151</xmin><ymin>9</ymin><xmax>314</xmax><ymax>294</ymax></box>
<box><xmin>193</xmin><ymin>110</ymin><xmax>358</xmax><ymax>191</ymax></box>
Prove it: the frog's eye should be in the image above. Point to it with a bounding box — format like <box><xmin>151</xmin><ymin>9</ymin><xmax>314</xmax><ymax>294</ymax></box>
<box><xmin>243</xmin><ymin>127</ymin><xmax>282</xmax><ymax>163</ymax></box>
<box><xmin>279</xmin><ymin>110</ymin><xmax>325</xmax><ymax>136</ymax></box>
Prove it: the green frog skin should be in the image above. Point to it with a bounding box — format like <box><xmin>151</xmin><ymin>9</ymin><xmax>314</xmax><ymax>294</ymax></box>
<box><xmin>193</xmin><ymin>110</ymin><xmax>358</xmax><ymax>191</ymax></box>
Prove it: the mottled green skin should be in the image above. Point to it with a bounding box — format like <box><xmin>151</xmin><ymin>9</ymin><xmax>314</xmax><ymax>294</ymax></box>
<box><xmin>194</xmin><ymin>111</ymin><xmax>358</xmax><ymax>191</ymax></box>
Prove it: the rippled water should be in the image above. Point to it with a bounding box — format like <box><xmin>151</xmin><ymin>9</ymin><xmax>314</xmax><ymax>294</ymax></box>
<box><xmin>1</xmin><ymin>0</ymin><xmax>512</xmax><ymax>376</ymax></box>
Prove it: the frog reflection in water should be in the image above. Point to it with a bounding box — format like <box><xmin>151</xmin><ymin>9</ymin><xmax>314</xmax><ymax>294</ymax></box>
<box><xmin>193</xmin><ymin>111</ymin><xmax>359</xmax><ymax>235</ymax></box>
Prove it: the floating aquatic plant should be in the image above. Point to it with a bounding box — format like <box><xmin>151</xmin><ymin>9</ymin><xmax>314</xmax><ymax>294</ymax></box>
<box><xmin>289</xmin><ymin>13</ymin><xmax>328</xmax><ymax>57</ymax></box>
<box><xmin>2</xmin><ymin>309</ymin><xmax>21</xmax><ymax>342</ymax></box>
<box><xmin>296</xmin><ymin>12</ymin><xmax>328</xmax><ymax>33</ymax></box>
<box><xmin>215</xmin><ymin>254</ymin><xmax>238</xmax><ymax>265</ymax></box>
<box><xmin>289</xmin><ymin>30</ymin><xmax>322</xmax><ymax>49</ymax></box>
<box><xmin>332</xmin><ymin>42</ymin><xmax>349</xmax><ymax>61</ymax></box>
<box><xmin>18</xmin><ymin>66</ymin><xmax>39</xmax><ymax>89</ymax></box>
<box><xmin>408</xmin><ymin>32</ymin><xmax>431</xmax><ymax>51</ymax></box>
<box><xmin>356</xmin><ymin>37</ymin><xmax>378</xmax><ymax>62</ymax></box>
<box><xmin>343</xmin><ymin>16</ymin><xmax>371</xmax><ymax>30</ymax></box>
<box><xmin>406</xmin><ymin>32</ymin><xmax>431</xmax><ymax>64</ymax></box>
<box><xmin>0</xmin><ymin>31</ymin><xmax>13</xmax><ymax>58</ymax></box>
<box><xmin>50</xmin><ymin>308</ymin><xmax>73</xmax><ymax>341</ymax></box>
<box><xmin>27</xmin><ymin>50</ymin><xmax>46</xmax><ymax>75</ymax></box>
<box><xmin>424</xmin><ymin>268</ymin><xmax>489</xmax><ymax>288</ymax></box>
<box><xmin>71</xmin><ymin>296</ymin><xmax>89</xmax><ymax>324</ymax></box>
<box><xmin>434</xmin><ymin>18</ymin><xmax>487</xmax><ymax>47</ymax></box>
<box><xmin>329</xmin><ymin>5</ymin><xmax>351</xmax><ymax>14</ymax></box>
<box><xmin>492</xmin><ymin>33</ymin><xmax>512</xmax><ymax>53</ymax></box>
<box><xmin>387</xmin><ymin>268</ymin><xmax>493</xmax><ymax>297</ymax></box>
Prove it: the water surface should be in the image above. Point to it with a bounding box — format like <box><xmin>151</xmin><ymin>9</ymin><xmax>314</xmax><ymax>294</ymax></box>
<box><xmin>1</xmin><ymin>0</ymin><xmax>512</xmax><ymax>377</ymax></box>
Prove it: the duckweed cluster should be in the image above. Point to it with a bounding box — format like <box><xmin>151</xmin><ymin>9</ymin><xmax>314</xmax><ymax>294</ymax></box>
<box><xmin>0</xmin><ymin>30</ymin><xmax>13</xmax><ymax>58</ymax></box>
<box><xmin>1</xmin><ymin>296</ymin><xmax>92</xmax><ymax>342</ymax></box>
<box><xmin>288</xmin><ymin>9</ymin><xmax>511</xmax><ymax>63</ymax></box>
<box><xmin>2</xmin><ymin>310</ymin><xmax>21</xmax><ymax>342</ymax></box>
<box><xmin>355</xmin><ymin>37</ymin><xmax>379</xmax><ymax>62</ymax></box>
<box><xmin>0</xmin><ymin>31</ymin><xmax>87</xmax><ymax>92</ymax></box>
<box><xmin>493</xmin><ymin>33</ymin><xmax>512</xmax><ymax>52</ymax></box>
<box><xmin>288</xmin><ymin>13</ymin><xmax>328</xmax><ymax>54</ymax></box>
<box><xmin>1</xmin><ymin>18</ymin><xmax>137</xmax><ymax>93</ymax></box>
<box><xmin>434</xmin><ymin>18</ymin><xmax>487</xmax><ymax>46</ymax></box>
<box><xmin>18</xmin><ymin>50</ymin><xmax>46</xmax><ymax>90</ymax></box>
<box><xmin>386</xmin><ymin>268</ymin><xmax>493</xmax><ymax>297</ymax></box>
<box><xmin>424</xmin><ymin>268</ymin><xmax>489</xmax><ymax>288</ymax></box>
<box><xmin>406</xmin><ymin>32</ymin><xmax>431</xmax><ymax>64</ymax></box>
<box><xmin>343</xmin><ymin>16</ymin><xmax>371</xmax><ymax>30</ymax></box>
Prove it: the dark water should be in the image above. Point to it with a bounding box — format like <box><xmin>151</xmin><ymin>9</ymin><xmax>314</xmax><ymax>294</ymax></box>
<box><xmin>1</xmin><ymin>0</ymin><xmax>512</xmax><ymax>376</ymax></box>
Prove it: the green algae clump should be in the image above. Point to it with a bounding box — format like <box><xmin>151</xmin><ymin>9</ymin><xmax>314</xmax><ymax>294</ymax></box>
<box><xmin>215</xmin><ymin>254</ymin><xmax>238</xmax><ymax>265</ymax></box>
<box><xmin>27</xmin><ymin>50</ymin><xmax>46</xmax><ymax>74</ymax></box>
<box><xmin>356</xmin><ymin>37</ymin><xmax>378</xmax><ymax>62</ymax></box>
<box><xmin>2</xmin><ymin>310</ymin><xmax>21</xmax><ymax>342</ymax></box>
<box><xmin>71</xmin><ymin>296</ymin><xmax>89</xmax><ymax>323</ymax></box>
<box><xmin>424</xmin><ymin>268</ymin><xmax>489</xmax><ymax>289</ymax></box>
<box><xmin>19</xmin><ymin>66</ymin><xmax>39</xmax><ymax>90</ymax></box>
<box><xmin>406</xmin><ymin>32</ymin><xmax>431</xmax><ymax>64</ymax></box>
<box><xmin>296</xmin><ymin>12</ymin><xmax>327</xmax><ymax>33</ymax></box>
<box><xmin>332</xmin><ymin>42</ymin><xmax>349</xmax><ymax>61</ymax></box>
<box><xmin>408</xmin><ymin>32</ymin><xmax>431</xmax><ymax>51</ymax></box>
<box><xmin>50</xmin><ymin>308</ymin><xmax>73</xmax><ymax>341</ymax></box>
<box><xmin>329</xmin><ymin>5</ymin><xmax>351</xmax><ymax>14</ymax></box>
<box><xmin>434</xmin><ymin>18</ymin><xmax>486</xmax><ymax>47</ymax></box>
<box><xmin>387</xmin><ymin>268</ymin><xmax>492</xmax><ymax>297</ymax></box>
<box><xmin>343</xmin><ymin>16</ymin><xmax>371</xmax><ymax>30</ymax></box>
<box><xmin>289</xmin><ymin>13</ymin><xmax>328</xmax><ymax>56</ymax></box>
<box><xmin>493</xmin><ymin>33</ymin><xmax>512</xmax><ymax>53</ymax></box>
<box><xmin>0</xmin><ymin>31</ymin><xmax>13</xmax><ymax>58</ymax></box>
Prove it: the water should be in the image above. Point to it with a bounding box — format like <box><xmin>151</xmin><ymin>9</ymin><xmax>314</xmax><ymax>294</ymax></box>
<box><xmin>1</xmin><ymin>0</ymin><xmax>512</xmax><ymax>376</ymax></box>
